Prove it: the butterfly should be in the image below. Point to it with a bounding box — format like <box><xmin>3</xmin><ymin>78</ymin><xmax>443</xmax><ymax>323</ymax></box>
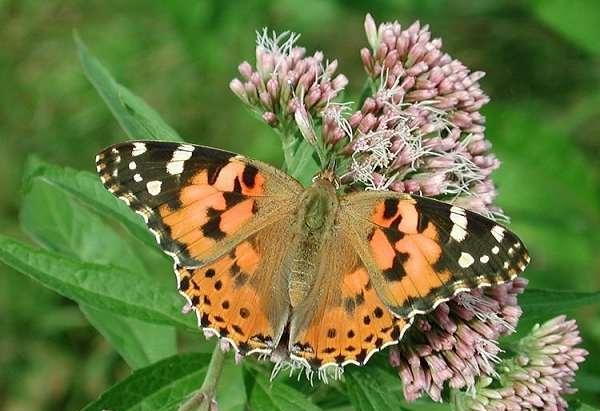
<box><xmin>96</xmin><ymin>140</ymin><xmax>530</xmax><ymax>373</ymax></box>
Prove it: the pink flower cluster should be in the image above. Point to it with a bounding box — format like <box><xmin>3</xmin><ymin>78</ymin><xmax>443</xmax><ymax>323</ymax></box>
<box><xmin>389</xmin><ymin>277</ymin><xmax>528</xmax><ymax>401</ymax></box>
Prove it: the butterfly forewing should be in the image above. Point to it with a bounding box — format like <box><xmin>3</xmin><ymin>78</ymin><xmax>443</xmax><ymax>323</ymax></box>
<box><xmin>340</xmin><ymin>192</ymin><xmax>530</xmax><ymax>318</ymax></box>
<box><xmin>96</xmin><ymin>141</ymin><xmax>302</xmax><ymax>267</ymax></box>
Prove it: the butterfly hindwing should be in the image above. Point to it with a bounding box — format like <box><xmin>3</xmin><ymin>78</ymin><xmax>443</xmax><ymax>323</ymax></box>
<box><xmin>175</xmin><ymin>218</ymin><xmax>294</xmax><ymax>355</ymax></box>
<box><xmin>340</xmin><ymin>192</ymin><xmax>530</xmax><ymax>318</ymax></box>
<box><xmin>289</xmin><ymin>224</ymin><xmax>410</xmax><ymax>370</ymax></box>
<box><xmin>96</xmin><ymin>141</ymin><xmax>302</xmax><ymax>267</ymax></box>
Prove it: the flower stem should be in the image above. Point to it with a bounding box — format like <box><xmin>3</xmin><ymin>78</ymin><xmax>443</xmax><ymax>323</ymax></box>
<box><xmin>355</xmin><ymin>78</ymin><xmax>374</xmax><ymax>110</ymax></box>
<box><xmin>179</xmin><ymin>344</ymin><xmax>226</xmax><ymax>411</ymax></box>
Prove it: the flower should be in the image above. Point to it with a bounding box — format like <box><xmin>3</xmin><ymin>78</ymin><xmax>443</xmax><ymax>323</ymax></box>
<box><xmin>336</xmin><ymin>14</ymin><xmax>500</xmax><ymax>220</ymax></box>
<box><xmin>457</xmin><ymin>315</ymin><xmax>588</xmax><ymax>410</ymax></box>
<box><xmin>230</xmin><ymin>29</ymin><xmax>348</xmax><ymax>130</ymax></box>
<box><xmin>389</xmin><ymin>277</ymin><xmax>528</xmax><ymax>401</ymax></box>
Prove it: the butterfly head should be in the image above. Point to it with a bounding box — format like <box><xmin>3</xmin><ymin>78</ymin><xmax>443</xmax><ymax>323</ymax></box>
<box><xmin>313</xmin><ymin>160</ymin><xmax>340</xmax><ymax>190</ymax></box>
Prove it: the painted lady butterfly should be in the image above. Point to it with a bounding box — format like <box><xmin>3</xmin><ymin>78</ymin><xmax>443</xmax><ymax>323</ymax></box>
<box><xmin>96</xmin><ymin>141</ymin><xmax>530</xmax><ymax>372</ymax></box>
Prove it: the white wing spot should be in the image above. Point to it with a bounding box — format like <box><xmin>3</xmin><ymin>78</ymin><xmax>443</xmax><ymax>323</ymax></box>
<box><xmin>112</xmin><ymin>168</ymin><xmax>118</xmax><ymax>177</ymax></box>
<box><xmin>133</xmin><ymin>173</ymin><xmax>143</xmax><ymax>182</ymax></box>
<box><xmin>166</xmin><ymin>148</ymin><xmax>194</xmax><ymax>175</ymax></box>
<box><xmin>503</xmin><ymin>261</ymin><xmax>509</xmax><ymax>269</ymax></box>
<box><xmin>491</xmin><ymin>225</ymin><xmax>505</xmax><ymax>242</ymax></box>
<box><xmin>514</xmin><ymin>242</ymin><xmax>521</xmax><ymax>249</ymax></box>
<box><xmin>450</xmin><ymin>225</ymin><xmax>468</xmax><ymax>242</ymax></box>
<box><xmin>128</xmin><ymin>161</ymin><xmax>137</xmax><ymax>170</ymax></box>
<box><xmin>458</xmin><ymin>252</ymin><xmax>474</xmax><ymax>268</ymax></box>
<box><xmin>132</xmin><ymin>142</ymin><xmax>147</xmax><ymax>157</ymax></box>
<box><xmin>179</xmin><ymin>144</ymin><xmax>195</xmax><ymax>152</ymax></box>
<box><xmin>450</xmin><ymin>206</ymin><xmax>466</xmax><ymax>216</ymax></box>
<box><xmin>508</xmin><ymin>247</ymin><xmax>515</xmax><ymax>256</ymax></box>
<box><xmin>492</xmin><ymin>246</ymin><xmax>500</xmax><ymax>255</ymax></box>
<box><xmin>450</xmin><ymin>207</ymin><xmax>468</xmax><ymax>242</ymax></box>
<box><xmin>480</xmin><ymin>255</ymin><xmax>490</xmax><ymax>263</ymax></box>
<box><xmin>146</xmin><ymin>180</ymin><xmax>162</xmax><ymax>196</ymax></box>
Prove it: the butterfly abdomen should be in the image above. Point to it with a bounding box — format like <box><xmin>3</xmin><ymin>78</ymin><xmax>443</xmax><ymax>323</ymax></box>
<box><xmin>287</xmin><ymin>179</ymin><xmax>339</xmax><ymax>307</ymax></box>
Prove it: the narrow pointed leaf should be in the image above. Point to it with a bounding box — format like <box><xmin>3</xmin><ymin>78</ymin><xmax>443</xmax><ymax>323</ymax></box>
<box><xmin>0</xmin><ymin>235</ymin><xmax>196</xmax><ymax>331</ymax></box>
<box><xmin>23</xmin><ymin>157</ymin><xmax>156</xmax><ymax>248</ymax></box>
<box><xmin>520</xmin><ymin>288</ymin><xmax>600</xmax><ymax>320</ymax></box>
<box><xmin>81</xmin><ymin>353</ymin><xmax>210</xmax><ymax>411</ymax></box>
<box><xmin>75</xmin><ymin>32</ymin><xmax>181</xmax><ymax>142</ymax></box>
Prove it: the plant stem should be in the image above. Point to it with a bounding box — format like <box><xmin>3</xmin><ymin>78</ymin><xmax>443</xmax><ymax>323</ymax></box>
<box><xmin>179</xmin><ymin>344</ymin><xmax>226</xmax><ymax>411</ymax></box>
<box><xmin>355</xmin><ymin>78</ymin><xmax>374</xmax><ymax>110</ymax></box>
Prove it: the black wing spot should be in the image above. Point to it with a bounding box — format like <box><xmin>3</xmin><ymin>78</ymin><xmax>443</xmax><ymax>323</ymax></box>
<box><xmin>242</xmin><ymin>165</ymin><xmax>259</xmax><ymax>188</ymax></box>
<box><xmin>207</xmin><ymin>162</ymin><xmax>227</xmax><ymax>185</ymax></box>
<box><xmin>205</xmin><ymin>269</ymin><xmax>216</xmax><ymax>278</ymax></box>
<box><xmin>383</xmin><ymin>198</ymin><xmax>399</xmax><ymax>219</ymax></box>
<box><xmin>201</xmin><ymin>214</ymin><xmax>226</xmax><ymax>240</ymax></box>
<box><xmin>327</xmin><ymin>328</ymin><xmax>337</xmax><ymax>338</ymax></box>
<box><xmin>239</xmin><ymin>308</ymin><xmax>250</xmax><ymax>318</ymax></box>
<box><xmin>383</xmin><ymin>252</ymin><xmax>409</xmax><ymax>281</ymax></box>
<box><xmin>179</xmin><ymin>276</ymin><xmax>190</xmax><ymax>291</ymax></box>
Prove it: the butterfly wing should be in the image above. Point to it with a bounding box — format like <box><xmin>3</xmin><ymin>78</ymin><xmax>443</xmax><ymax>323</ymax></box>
<box><xmin>96</xmin><ymin>141</ymin><xmax>302</xmax><ymax>266</ymax></box>
<box><xmin>96</xmin><ymin>141</ymin><xmax>303</xmax><ymax>354</ymax></box>
<box><xmin>339</xmin><ymin>192</ymin><xmax>530</xmax><ymax>318</ymax></box>
<box><xmin>176</xmin><ymin>218</ymin><xmax>295</xmax><ymax>354</ymax></box>
<box><xmin>288</xmin><ymin>224</ymin><xmax>411</xmax><ymax>371</ymax></box>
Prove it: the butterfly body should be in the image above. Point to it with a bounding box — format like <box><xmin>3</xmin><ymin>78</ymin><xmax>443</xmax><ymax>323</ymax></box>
<box><xmin>96</xmin><ymin>141</ymin><xmax>530</xmax><ymax>372</ymax></box>
<box><xmin>288</xmin><ymin>177</ymin><xmax>339</xmax><ymax>308</ymax></box>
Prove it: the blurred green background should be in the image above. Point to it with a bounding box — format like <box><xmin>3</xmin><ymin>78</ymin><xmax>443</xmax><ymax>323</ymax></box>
<box><xmin>1</xmin><ymin>0</ymin><xmax>599</xmax><ymax>410</ymax></box>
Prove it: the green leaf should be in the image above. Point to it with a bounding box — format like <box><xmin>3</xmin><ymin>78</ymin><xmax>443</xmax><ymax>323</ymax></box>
<box><xmin>81</xmin><ymin>353</ymin><xmax>210</xmax><ymax>411</ymax></box>
<box><xmin>0</xmin><ymin>235</ymin><xmax>196</xmax><ymax>331</ymax></box>
<box><xmin>520</xmin><ymin>288</ymin><xmax>600</xmax><ymax>320</ymax></box>
<box><xmin>75</xmin><ymin>32</ymin><xmax>181</xmax><ymax>141</ymax></box>
<box><xmin>287</xmin><ymin>139</ymin><xmax>319</xmax><ymax>186</ymax></box>
<box><xmin>20</xmin><ymin>163</ymin><xmax>176</xmax><ymax>368</ymax></box>
<box><xmin>570</xmin><ymin>400</ymin><xmax>600</xmax><ymax>411</ymax></box>
<box><xmin>216</xmin><ymin>360</ymin><xmax>247</xmax><ymax>411</ymax></box>
<box><xmin>81</xmin><ymin>306</ymin><xmax>177</xmax><ymax>369</ymax></box>
<box><xmin>22</xmin><ymin>156</ymin><xmax>156</xmax><ymax>248</ymax></box>
<box><xmin>245</xmin><ymin>367</ymin><xmax>321</xmax><ymax>411</ymax></box>
<box><xmin>344</xmin><ymin>365</ymin><xmax>407</xmax><ymax>411</ymax></box>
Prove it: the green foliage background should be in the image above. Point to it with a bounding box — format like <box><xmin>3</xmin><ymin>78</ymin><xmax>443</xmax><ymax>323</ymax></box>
<box><xmin>1</xmin><ymin>1</ymin><xmax>599</xmax><ymax>410</ymax></box>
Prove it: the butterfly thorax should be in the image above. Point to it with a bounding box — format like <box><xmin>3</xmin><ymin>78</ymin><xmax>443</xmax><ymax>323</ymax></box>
<box><xmin>288</xmin><ymin>178</ymin><xmax>339</xmax><ymax>307</ymax></box>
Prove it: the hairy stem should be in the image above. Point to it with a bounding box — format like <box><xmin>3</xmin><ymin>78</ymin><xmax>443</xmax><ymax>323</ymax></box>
<box><xmin>179</xmin><ymin>344</ymin><xmax>226</xmax><ymax>411</ymax></box>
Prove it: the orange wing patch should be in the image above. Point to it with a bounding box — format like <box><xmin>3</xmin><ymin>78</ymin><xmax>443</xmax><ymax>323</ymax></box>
<box><xmin>176</xmin><ymin>238</ymin><xmax>276</xmax><ymax>354</ymax></box>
